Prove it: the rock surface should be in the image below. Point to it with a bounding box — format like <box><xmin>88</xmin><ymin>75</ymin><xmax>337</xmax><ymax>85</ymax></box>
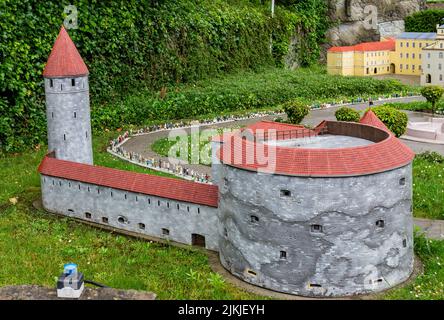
<box><xmin>0</xmin><ymin>285</ymin><xmax>156</xmax><ymax>300</ymax></box>
<box><xmin>326</xmin><ymin>0</ymin><xmax>425</xmax><ymax>47</ymax></box>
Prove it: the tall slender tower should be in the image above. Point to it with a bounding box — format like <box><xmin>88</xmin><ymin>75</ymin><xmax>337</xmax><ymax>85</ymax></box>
<box><xmin>43</xmin><ymin>26</ymin><xmax>93</xmax><ymax>165</ymax></box>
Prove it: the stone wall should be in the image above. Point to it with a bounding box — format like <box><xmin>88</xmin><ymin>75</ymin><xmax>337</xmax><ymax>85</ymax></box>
<box><xmin>327</xmin><ymin>0</ymin><xmax>425</xmax><ymax>47</ymax></box>
<box><xmin>40</xmin><ymin>175</ymin><xmax>219</xmax><ymax>251</ymax></box>
<box><xmin>45</xmin><ymin>76</ymin><xmax>93</xmax><ymax>165</ymax></box>
<box><xmin>216</xmin><ymin>163</ymin><xmax>414</xmax><ymax>297</ymax></box>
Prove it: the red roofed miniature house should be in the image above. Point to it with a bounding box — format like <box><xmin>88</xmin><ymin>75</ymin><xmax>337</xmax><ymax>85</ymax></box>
<box><xmin>327</xmin><ymin>38</ymin><xmax>396</xmax><ymax>76</ymax></box>
<box><xmin>39</xmin><ymin>28</ymin><xmax>415</xmax><ymax>298</ymax></box>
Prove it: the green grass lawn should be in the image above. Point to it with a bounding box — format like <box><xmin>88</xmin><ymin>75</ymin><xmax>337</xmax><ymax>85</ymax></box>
<box><xmin>1</xmin><ymin>127</ymin><xmax>444</xmax><ymax>299</ymax></box>
<box><xmin>0</xmin><ymin>131</ymin><xmax>260</xmax><ymax>299</ymax></box>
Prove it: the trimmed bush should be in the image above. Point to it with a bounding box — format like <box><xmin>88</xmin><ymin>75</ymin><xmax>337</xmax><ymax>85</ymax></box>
<box><xmin>282</xmin><ymin>100</ymin><xmax>310</xmax><ymax>124</ymax></box>
<box><xmin>421</xmin><ymin>85</ymin><xmax>444</xmax><ymax>115</ymax></box>
<box><xmin>334</xmin><ymin>107</ymin><xmax>361</xmax><ymax>122</ymax></box>
<box><xmin>371</xmin><ymin>106</ymin><xmax>408</xmax><ymax>137</ymax></box>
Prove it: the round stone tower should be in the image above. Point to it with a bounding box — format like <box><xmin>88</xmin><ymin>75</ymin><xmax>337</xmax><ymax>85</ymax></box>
<box><xmin>214</xmin><ymin>113</ymin><xmax>415</xmax><ymax>297</ymax></box>
<box><xmin>43</xmin><ymin>26</ymin><xmax>93</xmax><ymax>165</ymax></box>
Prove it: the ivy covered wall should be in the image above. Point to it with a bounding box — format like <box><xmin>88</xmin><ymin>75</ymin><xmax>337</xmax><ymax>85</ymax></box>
<box><xmin>0</xmin><ymin>0</ymin><xmax>329</xmax><ymax>151</ymax></box>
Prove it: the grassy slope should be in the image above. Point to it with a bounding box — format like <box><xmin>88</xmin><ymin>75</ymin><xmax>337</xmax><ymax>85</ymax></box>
<box><xmin>0</xmin><ymin>131</ymin><xmax>260</xmax><ymax>299</ymax></box>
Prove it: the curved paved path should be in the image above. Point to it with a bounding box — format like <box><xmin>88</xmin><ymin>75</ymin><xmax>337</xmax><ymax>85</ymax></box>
<box><xmin>119</xmin><ymin>95</ymin><xmax>444</xmax><ymax>239</ymax></box>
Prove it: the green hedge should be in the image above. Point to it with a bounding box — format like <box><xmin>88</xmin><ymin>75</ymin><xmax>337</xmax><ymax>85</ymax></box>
<box><xmin>405</xmin><ymin>9</ymin><xmax>444</xmax><ymax>32</ymax></box>
<box><xmin>335</xmin><ymin>107</ymin><xmax>361</xmax><ymax>122</ymax></box>
<box><xmin>92</xmin><ymin>67</ymin><xmax>412</xmax><ymax>131</ymax></box>
<box><xmin>371</xmin><ymin>106</ymin><xmax>408</xmax><ymax>138</ymax></box>
<box><xmin>1</xmin><ymin>0</ymin><xmax>330</xmax><ymax>152</ymax></box>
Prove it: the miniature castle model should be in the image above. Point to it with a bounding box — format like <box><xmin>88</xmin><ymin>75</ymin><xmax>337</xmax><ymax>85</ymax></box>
<box><xmin>39</xmin><ymin>27</ymin><xmax>416</xmax><ymax>297</ymax></box>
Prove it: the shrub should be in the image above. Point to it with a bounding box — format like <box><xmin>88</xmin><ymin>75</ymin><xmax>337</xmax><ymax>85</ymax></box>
<box><xmin>416</xmin><ymin>151</ymin><xmax>444</xmax><ymax>164</ymax></box>
<box><xmin>282</xmin><ymin>100</ymin><xmax>310</xmax><ymax>124</ymax></box>
<box><xmin>421</xmin><ymin>86</ymin><xmax>444</xmax><ymax>115</ymax></box>
<box><xmin>334</xmin><ymin>107</ymin><xmax>361</xmax><ymax>122</ymax></box>
<box><xmin>405</xmin><ymin>9</ymin><xmax>444</xmax><ymax>32</ymax></box>
<box><xmin>371</xmin><ymin>106</ymin><xmax>408</xmax><ymax>137</ymax></box>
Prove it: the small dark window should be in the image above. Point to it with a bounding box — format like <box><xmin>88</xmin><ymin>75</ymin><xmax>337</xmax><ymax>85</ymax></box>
<box><xmin>135</xmin><ymin>196</ymin><xmax>138</xmax><ymax>202</ymax></box>
<box><xmin>310</xmin><ymin>283</ymin><xmax>322</xmax><ymax>288</ymax></box>
<box><xmin>102</xmin><ymin>217</ymin><xmax>108</xmax><ymax>223</ymax></box>
<box><xmin>177</xmin><ymin>204</ymin><xmax>180</xmax><ymax>210</ymax></box>
<box><xmin>97</xmin><ymin>188</ymin><xmax>100</xmax><ymax>194</ymax></box>
<box><xmin>68</xmin><ymin>209</ymin><xmax>74</xmax><ymax>213</ymax></box>
<box><xmin>138</xmin><ymin>223</ymin><xmax>145</xmax><ymax>230</ymax></box>
<box><xmin>78</xmin><ymin>184</ymin><xmax>81</xmax><ymax>190</ymax></box>
<box><xmin>111</xmin><ymin>191</ymin><xmax>113</xmax><ymax>197</ymax></box>
<box><xmin>187</xmin><ymin>206</ymin><xmax>190</xmax><ymax>212</ymax></box>
<box><xmin>399</xmin><ymin>177</ymin><xmax>406</xmax><ymax>186</ymax></box>
<box><xmin>51</xmin><ymin>112</ymin><xmax>54</xmax><ymax>118</ymax></box>
<box><xmin>68</xmin><ymin>182</ymin><xmax>71</xmax><ymax>187</ymax></box>
<box><xmin>50</xmin><ymin>79</ymin><xmax>53</xmax><ymax>87</ymax></box>
<box><xmin>74</xmin><ymin>112</ymin><xmax>76</xmax><ymax>118</ymax></box>
<box><xmin>224</xmin><ymin>228</ymin><xmax>228</xmax><ymax>237</ymax></box>
<box><xmin>167</xmin><ymin>202</ymin><xmax>170</xmax><ymax>208</ymax></box>
<box><xmin>158</xmin><ymin>200</ymin><xmax>161</xmax><ymax>206</ymax></box>
<box><xmin>403</xmin><ymin>239</ymin><xmax>407</xmax><ymax>248</ymax></box>
<box><xmin>280</xmin><ymin>189</ymin><xmax>291</xmax><ymax>197</ymax></box>
<box><xmin>85</xmin><ymin>212</ymin><xmax>92</xmax><ymax>219</ymax></box>
<box><xmin>247</xmin><ymin>269</ymin><xmax>257</xmax><ymax>276</ymax></box>
<box><xmin>60</xmin><ymin>84</ymin><xmax>63</xmax><ymax>90</ymax></box>
<box><xmin>59</xmin><ymin>181</ymin><xmax>62</xmax><ymax>186</ymax></box>
<box><xmin>311</xmin><ymin>224</ymin><xmax>323</xmax><ymax>233</ymax></box>
<box><xmin>280</xmin><ymin>251</ymin><xmax>287</xmax><ymax>259</ymax></box>
<box><xmin>148</xmin><ymin>198</ymin><xmax>151</xmax><ymax>204</ymax></box>
<box><xmin>162</xmin><ymin>228</ymin><xmax>170</xmax><ymax>236</ymax></box>
<box><xmin>87</xmin><ymin>187</ymin><xmax>90</xmax><ymax>192</ymax></box>
<box><xmin>85</xmin><ymin>131</ymin><xmax>88</xmax><ymax>138</ymax></box>
<box><xmin>124</xmin><ymin>194</ymin><xmax>127</xmax><ymax>200</ymax></box>
<box><xmin>52</xmin><ymin>180</ymin><xmax>55</xmax><ymax>185</ymax></box>
<box><xmin>71</xmin><ymin>79</ymin><xmax>75</xmax><ymax>86</ymax></box>
<box><xmin>197</xmin><ymin>208</ymin><xmax>200</xmax><ymax>214</ymax></box>
<box><xmin>63</xmin><ymin>134</ymin><xmax>66</xmax><ymax>141</ymax></box>
<box><xmin>376</xmin><ymin>220</ymin><xmax>385</xmax><ymax>228</ymax></box>
<box><xmin>118</xmin><ymin>216</ymin><xmax>128</xmax><ymax>224</ymax></box>
<box><xmin>251</xmin><ymin>215</ymin><xmax>259</xmax><ymax>223</ymax></box>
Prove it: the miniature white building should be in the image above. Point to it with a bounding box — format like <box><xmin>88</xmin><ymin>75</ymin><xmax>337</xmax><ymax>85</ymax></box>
<box><xmin>421</xmin><ymin>24</ymin><xmax>444</xmax><ymax>86</ymax></box>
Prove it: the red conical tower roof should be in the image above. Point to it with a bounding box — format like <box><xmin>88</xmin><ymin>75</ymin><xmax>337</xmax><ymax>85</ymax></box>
<box><xmin>360</xmin><ymin>109</ymin><xmax>391</xmax><ymax>134</ymax></box>
<box><xmin>43</xmin><ymin>26</ymin><xmax>89</xmax><ymax>78</ymax></box>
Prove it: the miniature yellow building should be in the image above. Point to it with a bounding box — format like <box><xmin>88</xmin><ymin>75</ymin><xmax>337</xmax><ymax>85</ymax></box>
<box><xmin>327</xmin><ymin>26</ymin><xmax>444</xmax><ymax>88</ymax></box>
<box><xmin>390</xmin><ymin>32</ymin><xmax>436</xmax><ymax>75</ymax></box>
<box><xmin>327</xmin><ymin>39</ymin><xmax>395</xmax><ymax>76</ymax></box>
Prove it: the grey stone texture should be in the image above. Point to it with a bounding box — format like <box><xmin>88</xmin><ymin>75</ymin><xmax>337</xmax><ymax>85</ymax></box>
<box><xmin>215</xmin><ymin>163</ymin><xmax>414</xmax><ymax>297</ymax></box>
<box><xmin>44</xmin><ymin>76</ymin><xmax>93</xmax><ymax>165</ymax></box>
<box><xmin>40</xmin><ymin>175</ymin><xmax>219</xmax><ymax>251</ymax></box>
<box><xmin>326</xmin><ymin>0</ymin><xmax>424</xmax><ymax>47</ymax></box>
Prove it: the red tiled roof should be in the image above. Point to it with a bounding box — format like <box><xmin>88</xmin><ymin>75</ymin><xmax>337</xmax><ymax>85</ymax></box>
<box><xmin>244</xmin><ymin>120</ymin><xmax>305</xmax><ymax>133</ymax></box>
<box><xmin>328</xmin><ymin>39</ymin><xmax>395</xmax><ymax>53</ymax></box>
<box><xmin>38</xmin><ymin>156</ymin><xmax>219</xmax><ymax>207</ymax></box>
<box><xmin>217</xmin><ymin>120</ymin><xmax>414</xmax><ymax>177</ymax></box>
<box><xmin>359</xmin><ymin>109</ymin><xmax>391</xmax><ymax>133</ymax></box>
<box><xmin>43</xmin><ymin>26</ymin><xmax>89</xmax><ymax>78</ymax></box>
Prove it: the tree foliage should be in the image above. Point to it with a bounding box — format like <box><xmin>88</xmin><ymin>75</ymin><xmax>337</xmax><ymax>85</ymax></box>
<box><xmin>334</xmin><ymin>107</ymin><xmax>361</xmax><ymax>122</ymax></box>
<box><xmin>371</xmin><ymin>106</ymin><xmax>408</xmax><ymax>138</ymax></box>
<box><xmin>0</xmin><ymin>0</ymin><xmax>330</xmax><ymax>152</ymax></box>
<box><xmin>405</xmin><ymin>9</ymin><xmax>444</xmax><ymax>32</ymax></box>
<box><xmin>281</xmin><ymin>100</ymin><xmax>310</xmax><ymax>124</ymax></box>
<box><xmin>421</xmin><ymin>85</ymin><xmax>444</xmax><ymax>115</ymax></box>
